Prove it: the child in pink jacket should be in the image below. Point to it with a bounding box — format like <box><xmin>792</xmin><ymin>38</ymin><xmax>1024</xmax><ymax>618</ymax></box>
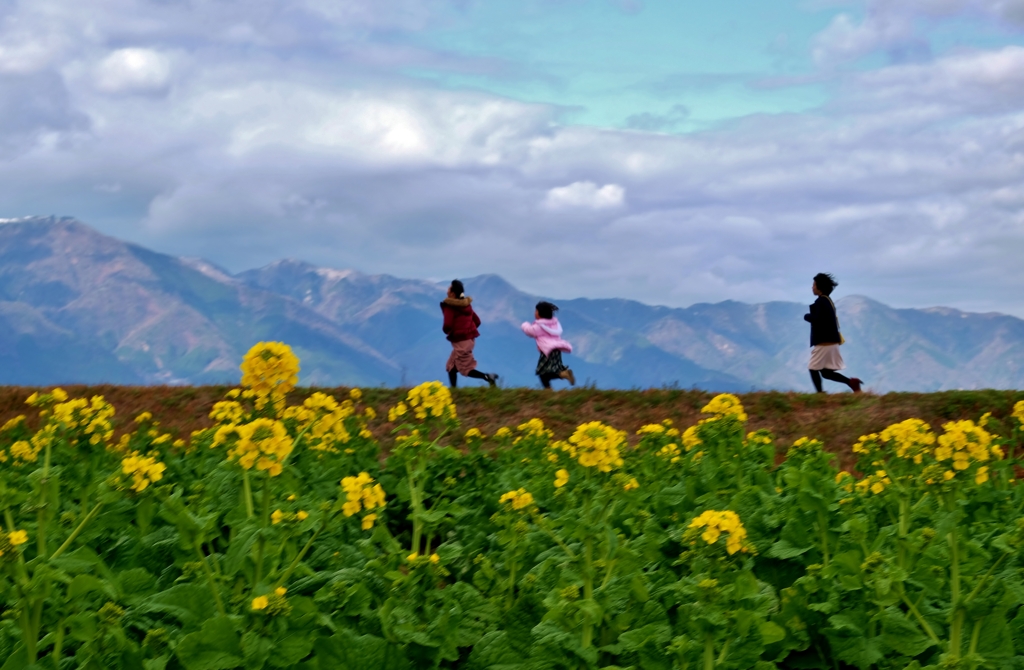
<box><xmin>521</xmin><ymin>301</ymin><xmax>575</xmax><ymax>389</ymax></box>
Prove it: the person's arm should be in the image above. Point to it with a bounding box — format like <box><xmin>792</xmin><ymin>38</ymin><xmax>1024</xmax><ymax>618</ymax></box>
<box><xmin>472</xmin><ymin>309</ymin><xmax>481</xmax><ymax>328</ymax></box>
<box><xmin>441</xmin><ymin>305</ymin><xmax>453</xmax><ymax>334</ymax></box>
<box><xmin>521</xmin><ymin>321</ymin><xmax>541</xmax><ymax>338</ymax></box>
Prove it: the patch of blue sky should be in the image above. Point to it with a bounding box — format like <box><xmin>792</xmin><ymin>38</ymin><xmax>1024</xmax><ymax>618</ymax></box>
<box><xmin>396</xmin><ymin>1</ymin><xmax>1024</xmax><ymax>129</ymax></box>
<box><xmin>400</xmin><ymin>0</ymin><xmax>839</xmax><ymax>129</ymax></box>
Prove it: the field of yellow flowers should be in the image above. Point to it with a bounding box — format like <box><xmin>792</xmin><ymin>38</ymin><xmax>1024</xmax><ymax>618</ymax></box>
<box><xmin>1</xmin><ymin>342</ymin><xmax>1023</xmax><ymax>670</ymax></box>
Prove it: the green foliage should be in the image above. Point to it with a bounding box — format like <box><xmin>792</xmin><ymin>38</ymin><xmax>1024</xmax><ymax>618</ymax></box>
<box><xmin>1</xmin><ymin>375</ymin><xmax>1023</xmax><ymax>669</ymax></box>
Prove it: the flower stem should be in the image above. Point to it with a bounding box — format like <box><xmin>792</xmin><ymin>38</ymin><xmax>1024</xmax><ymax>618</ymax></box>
<box><xmin>704</xmin><ymin>632</ymin><xmax>716</xmax><ymax>670</ymax></box>
<box><xmin>49</xmin><ymin>502</ymin><xmax>103</xmax><ymax>561</ymax></box>
<box><xmin>581</xmin><ymin>537</ymin><xmax>594</xmax><ymax>649</ymax></box>
<box><xmin>242</xmin><ymin>470</ymin><xmax>254</xmax><ymax>518</ymax></box>
<box><xmin>277</xmin><ymin>523</ymin><xmax>325</xmax><ymax>588</ymax></box>
<box><xmin>195</xmin><ymin>543</ymin><xmax>226</xmax><ymax>615</ymax></box>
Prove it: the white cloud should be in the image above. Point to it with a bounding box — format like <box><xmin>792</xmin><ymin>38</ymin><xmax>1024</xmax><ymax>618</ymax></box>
<box><xmin>1</xmin><ymin>0</ymin><xmax>1024</xmax><ymax>319</ymax></box>
<box><xmin>94</xmin><ymin>48</ymin><xmax>171</xmax><ymax>94</ymax></box>
<box><xmin>543</xmin><ymin>181</ymin><xmax>626</xmax><ymax>210</ymax></box>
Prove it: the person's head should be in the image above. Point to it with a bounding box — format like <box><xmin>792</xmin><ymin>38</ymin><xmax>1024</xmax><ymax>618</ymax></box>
<box><xmin>535</xmin><ymin>301</ymin><xmax>558</xmax><ymax>319</ymax></box>
<box><xmin>813</xmin><ymin>273</ymin><xmax>837</xmax><ymax>296</ymax></box>
<box><xmin>448</xmin><ymin>279</ymin><xmax>465</xmax><ymax>299</ymax></box>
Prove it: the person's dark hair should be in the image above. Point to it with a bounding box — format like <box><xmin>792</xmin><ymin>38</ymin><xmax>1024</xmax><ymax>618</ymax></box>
<box><xmin>449</xmin><ymin>279</ymin><xmax>465</xmax><ymax>298</ymax></box>
<box><xmin>813</xmin><ymin>272</ymin><xmax>838</xmax><ymax>296</ymax></box>
<box><xmin>536</xmin><ymin>301</ymin><xmax>558</xmax><ymax>319</ymax></box>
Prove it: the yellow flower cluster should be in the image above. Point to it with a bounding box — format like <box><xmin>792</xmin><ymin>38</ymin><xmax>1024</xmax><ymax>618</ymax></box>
<box><xmin>554</xmin><ymin>469</ymin><xmax>569</xmax><ymax>488</ymax></box>
<box><xmin>623</xmin><ymin>477</ymin><xmax>639</xmax><ymax>491</ymax></box>
<box><xmin>688</xmin><ymin>510</ymin><xmax>750</xmax><ymax>555</ymax></box>
<box><xmin>788</xmin><ymin>437</ymin><xmax>823</xmax><ymax>456</ymax></box>
<box><xmin>637</xmin><ymin>420</ymin><xmax>680</xmax><ymax>437</ymax></box>
<box><xmin>554</xmin><ymin>421</ymin><xmax>626</xmax><ymax>472</ymax></box>
<box><xmin>391</xmin><ymin>381</ymin><xmax>456</xmax><ymax>422</ymax></box>
<box><xmin>341</xmin><ymin>472</ymin><xmax>386</xmax><ymax>529</ymax></box>
<box><xmin>29</xmin><ymin>394</ymin><xmax>116</xmax><ymax>450</ymax></box>
<box><xmin>283</xmin><ymin>392</ymin><xmax>360</xmax><ymax>453</ymax></box>
<box><xmin>656</xmin><ymin>443</ymin><xmax>682</xmax><ymax>463</ymax></box>
<box><xmin>239</xmin><ymin>342</ymin><xmax>300</xmax><ymax>406</ymax></box>
<box><xmin>745</xmin><ymin>430</ymin><xmax>773</xmax><ymax>448</ymax></box>
<box><xmin>9</xmin><ymin>530</ymin><xmax>27</xmax><ymax>547</ymax></box>
<box><xmin>685</xmin><ymin>424</ymin><xmax>706</xmax><ymax>450</ymax></box>
<box><xmin>879</xmin><ymin>419</ymin><xmax>936</xmax><ymax>463</ymax></box>
<box><xmin>121</xmin><ymin>452</ymin><xmax>167</xmax><ymax>492</ymax></box>
<box><xmin>1013</xmin><ymin>401</ymin><xmax>1024</xmax><ymax>425</ymax></box>
<box><xmin>515</xmin><ymin>418</ymin><xmax>552</xmax><ymax>443</ymax></box>
<box><xmin>855</xmin><ymin>470</ymin><xmax>891</xmax><ymax>495</ymax></box>
<box><xmin>227</xmin><ymin>418</ymin><xmax>293</xmax><ymax>476</ymax></box>
<box><xmin>701</xmin><ymin>394</ymin><xmax>748</xmax><ymax>423</ymax></box>
<box><xmin>499</xmin><ymin>488</ymin><xmax>535</xmax><ymax>510</ymax></box>
<box><xmin>935</xmin><ymin>420</ymin><xmax>998</xmax><ymax>470</ymax></box>
<box><xmin>271</xmin><ymin>509</ymin><xmax>309</xmax><ymax>525</ymax></box>
<box><xmin>210</xmin><ymin>400</ymin><xmax>245</xmax><ymax>425</ymax></box>
<box><xmin>9</xmin><ymin>440</ymin><xmax>42</xmax><ymax>464</ymax></box>
<box><xmin>25</xmin><ymin>387</ymin><xmax>69</xmax><ymax>406</ymax></box>
<box><xmin>494</xmin><ymin>427</ymin><xmax>512</xmax><ymax>439</ymax></box>
<box><xmin>464</xmin><ymin>427</ymin><xmax>485</xmax><ymax>442</ymax></box>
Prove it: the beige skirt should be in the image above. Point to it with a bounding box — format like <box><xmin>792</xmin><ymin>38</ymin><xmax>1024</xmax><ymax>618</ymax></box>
<box><xmin>809</xmin><ymin>344</ymin><xmax>845</xmax><ymax>371</ymax></box>
<box><xmin>446</xmin><ymin>339</ymin><xmax>478</xmax><ymax>375</ymax></box>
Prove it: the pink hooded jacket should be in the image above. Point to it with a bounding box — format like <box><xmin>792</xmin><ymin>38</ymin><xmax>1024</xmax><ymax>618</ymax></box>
<box><xmin>521</xmin><ymin>317</ymin><xmax>573</xmax><ymax>357</ymax></box>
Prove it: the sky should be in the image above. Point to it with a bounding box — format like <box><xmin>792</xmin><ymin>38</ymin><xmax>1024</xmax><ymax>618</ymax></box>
<box><xmin>2</xmin><ymin>0</ymin><xmax>1024</xmax><ymax>315</ymax></box>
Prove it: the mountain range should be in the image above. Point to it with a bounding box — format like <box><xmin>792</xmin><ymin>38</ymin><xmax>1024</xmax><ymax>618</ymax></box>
<box><xmin>1</xmin><ymin>216</ymin><xmax>1022</xmax><ymax>392</ymax></box>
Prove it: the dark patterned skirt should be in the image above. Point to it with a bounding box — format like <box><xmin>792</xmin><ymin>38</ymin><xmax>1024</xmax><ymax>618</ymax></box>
<box><xmin>536</xmin><ymin>350</ymin><xmax>568</xmax><ymax>377</ymax></box>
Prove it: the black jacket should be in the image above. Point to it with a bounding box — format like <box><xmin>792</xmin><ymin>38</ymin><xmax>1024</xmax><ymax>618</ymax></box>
<box><xmin>804</xmin><ymin>296</ymin><xmax>841</xmax><ymax>346</ymax></box>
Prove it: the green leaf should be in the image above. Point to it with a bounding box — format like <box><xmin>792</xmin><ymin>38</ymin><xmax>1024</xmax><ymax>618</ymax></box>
<box><xmin>140</xmin><ymin>585</ymin><xmax>218</xmax><ymax>630</ymax></box>
<box><xmin>69</xmin><ymin>573</ymin><xmax>117</xmax><ymax>599</ymax></box>
<box><xmin>880</xmin><ymin>607</ymin><xmax>935</xmax><ymax>657</ymax></box>
<box><xmin>758</xmin><ymin>621</ymin><xmax>787</xmax><ymax>646</ymax></box>
<box><xmin>310</xmin><ymin>631</ymin><xmax>410</xmax><ymax>670</ymax></box>
<box><xmin>175</xmin><ymin>616</ymin><xmax>244</xmax><ymax>670</ymax></box>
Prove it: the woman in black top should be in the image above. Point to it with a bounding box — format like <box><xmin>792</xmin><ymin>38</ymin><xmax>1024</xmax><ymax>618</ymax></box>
<box><xmin>804</xmin><ymin>273</ymin><xmax>862</xmax><ymax>393</ymax></box>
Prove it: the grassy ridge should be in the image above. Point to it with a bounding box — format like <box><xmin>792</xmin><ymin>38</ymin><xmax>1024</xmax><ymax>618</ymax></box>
<box><xmin>2</xmin><ymin>385</ymin><xmax>1022</xmax><ymax>468</ymax></box>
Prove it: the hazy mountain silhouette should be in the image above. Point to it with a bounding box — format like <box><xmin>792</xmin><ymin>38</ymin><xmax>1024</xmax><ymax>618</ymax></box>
<box><xmin>2</xmin><ymin>216</ymin><xmax>1022</xmax><ymax>391</ymax></box>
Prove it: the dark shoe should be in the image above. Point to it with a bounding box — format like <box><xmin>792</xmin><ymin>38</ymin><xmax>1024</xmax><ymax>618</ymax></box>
<box><xmin>561</xmin><ymin>369</ymin><xmax>576</xmax><ymax>386</ymax></box>
<box><xmin>485</xmin><ymin>373</ymin><xmax>499</xmax><ymax>388</ymax></box>
<box><xmin>850</xmin><ymin>378</ymin><xmax>863</xmax><ymax>393</ymax></box>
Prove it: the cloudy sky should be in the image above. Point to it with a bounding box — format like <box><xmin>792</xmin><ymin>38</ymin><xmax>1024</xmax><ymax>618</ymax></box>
<box><xmin>3</xmin><ymin>0</ymin><xmax>1024</xmax><ymax>315</ymax></box>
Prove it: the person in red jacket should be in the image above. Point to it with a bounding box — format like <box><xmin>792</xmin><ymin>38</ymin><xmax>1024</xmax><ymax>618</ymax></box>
<box><xmin>441</xmin><ymin>280</ymin><xmax>498</xmax><ymax>388</ymax></box>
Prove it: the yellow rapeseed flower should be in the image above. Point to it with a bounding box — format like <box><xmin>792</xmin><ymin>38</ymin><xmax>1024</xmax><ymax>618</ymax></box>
<box><xmin>681</xmin><ymin>425</ymin><xmax>702</xmax><ymax>452</ymax></box>
<box><xmin>361</xmin><ymin>513</ymin><xmax>377</xmax><ymax>530</ymax></box>
<box><xmin>499</xmin><ymin>488</ymin><xmax>535</xmax><ymax>510</ymax></box>
<box><xmin>1013</xmin><ymin>400</ymin><xmax>1024</xmax><ymax>425</ymax></box>
<box><xmin>239</xmin><ymin>342</ymin><xmax>300</xmax><ymax>405</ymax></box>
<box><xmin>252</xmin><ymin>596</ymin><xmax>269</xmax><ymax>610</ymax></box>
<box><xmin>227</xmin><ymin>418</ymin><xmax>293</xmax><ymax>476</ymax></box>
<box><xmin>560</xmin><ymin>421</ymin><xmax>625</xmax><ymax>472</ymax></box>
<box><xmin>701</xmin><ymin>394</ymin><xmax>748</xmax><ymax>423</ymax></box>
<box><xmin>430</xmin><ymin>553</ymin><xmax>440</xmax><ymax>564</ymax></box>
<box><xmin>121</xmin><ymin>452</ymin><xmax>167</xmax><ymax>492</ymax></box>
<box><xmin>9</xmin><ymin>530</ymin><xmax>28</xmax><ymax>546</ymax></box>
<box><xmin>554</xmin><ymin>469</ymin><xmax>569</xmax><ymax>488</ymax></box>
<box><xmin>275</xmin><ymin>587</ymin><xmax>287</xmax><ymax>597</ymax></box>
<box><xmin>623</xmin><ymin>477</ymin><xmax>639</xmax><ymax>491</ymax></box>
<box><xmin>402</xmin><ymin>381</ymin><xmax>456</xmax><ymax>421</ymax></box>
<box><xmin>879</xmin><ymin>419</ymin><xmax>935</xmax><ymax>463</ymax></box>
<box><xmin>688</xmin><ymin>510</ymin><xmax>750</xmax><ymax>555</ymax></box>
<box><xmin>340</xmin><ymin>472</ymin><xmax>386</xmax><ymax>519</ymax></box>
<box><xmin>271</xmin><ymin>510</ymin><xmax>285</xmax><ymax>525</ymax></box>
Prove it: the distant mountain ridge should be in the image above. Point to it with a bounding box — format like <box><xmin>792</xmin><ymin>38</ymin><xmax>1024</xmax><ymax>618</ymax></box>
<box><xmin>1</xmin><ymin>216</ymin><xmax>1022</xmax><ymax>391</ymax></box>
